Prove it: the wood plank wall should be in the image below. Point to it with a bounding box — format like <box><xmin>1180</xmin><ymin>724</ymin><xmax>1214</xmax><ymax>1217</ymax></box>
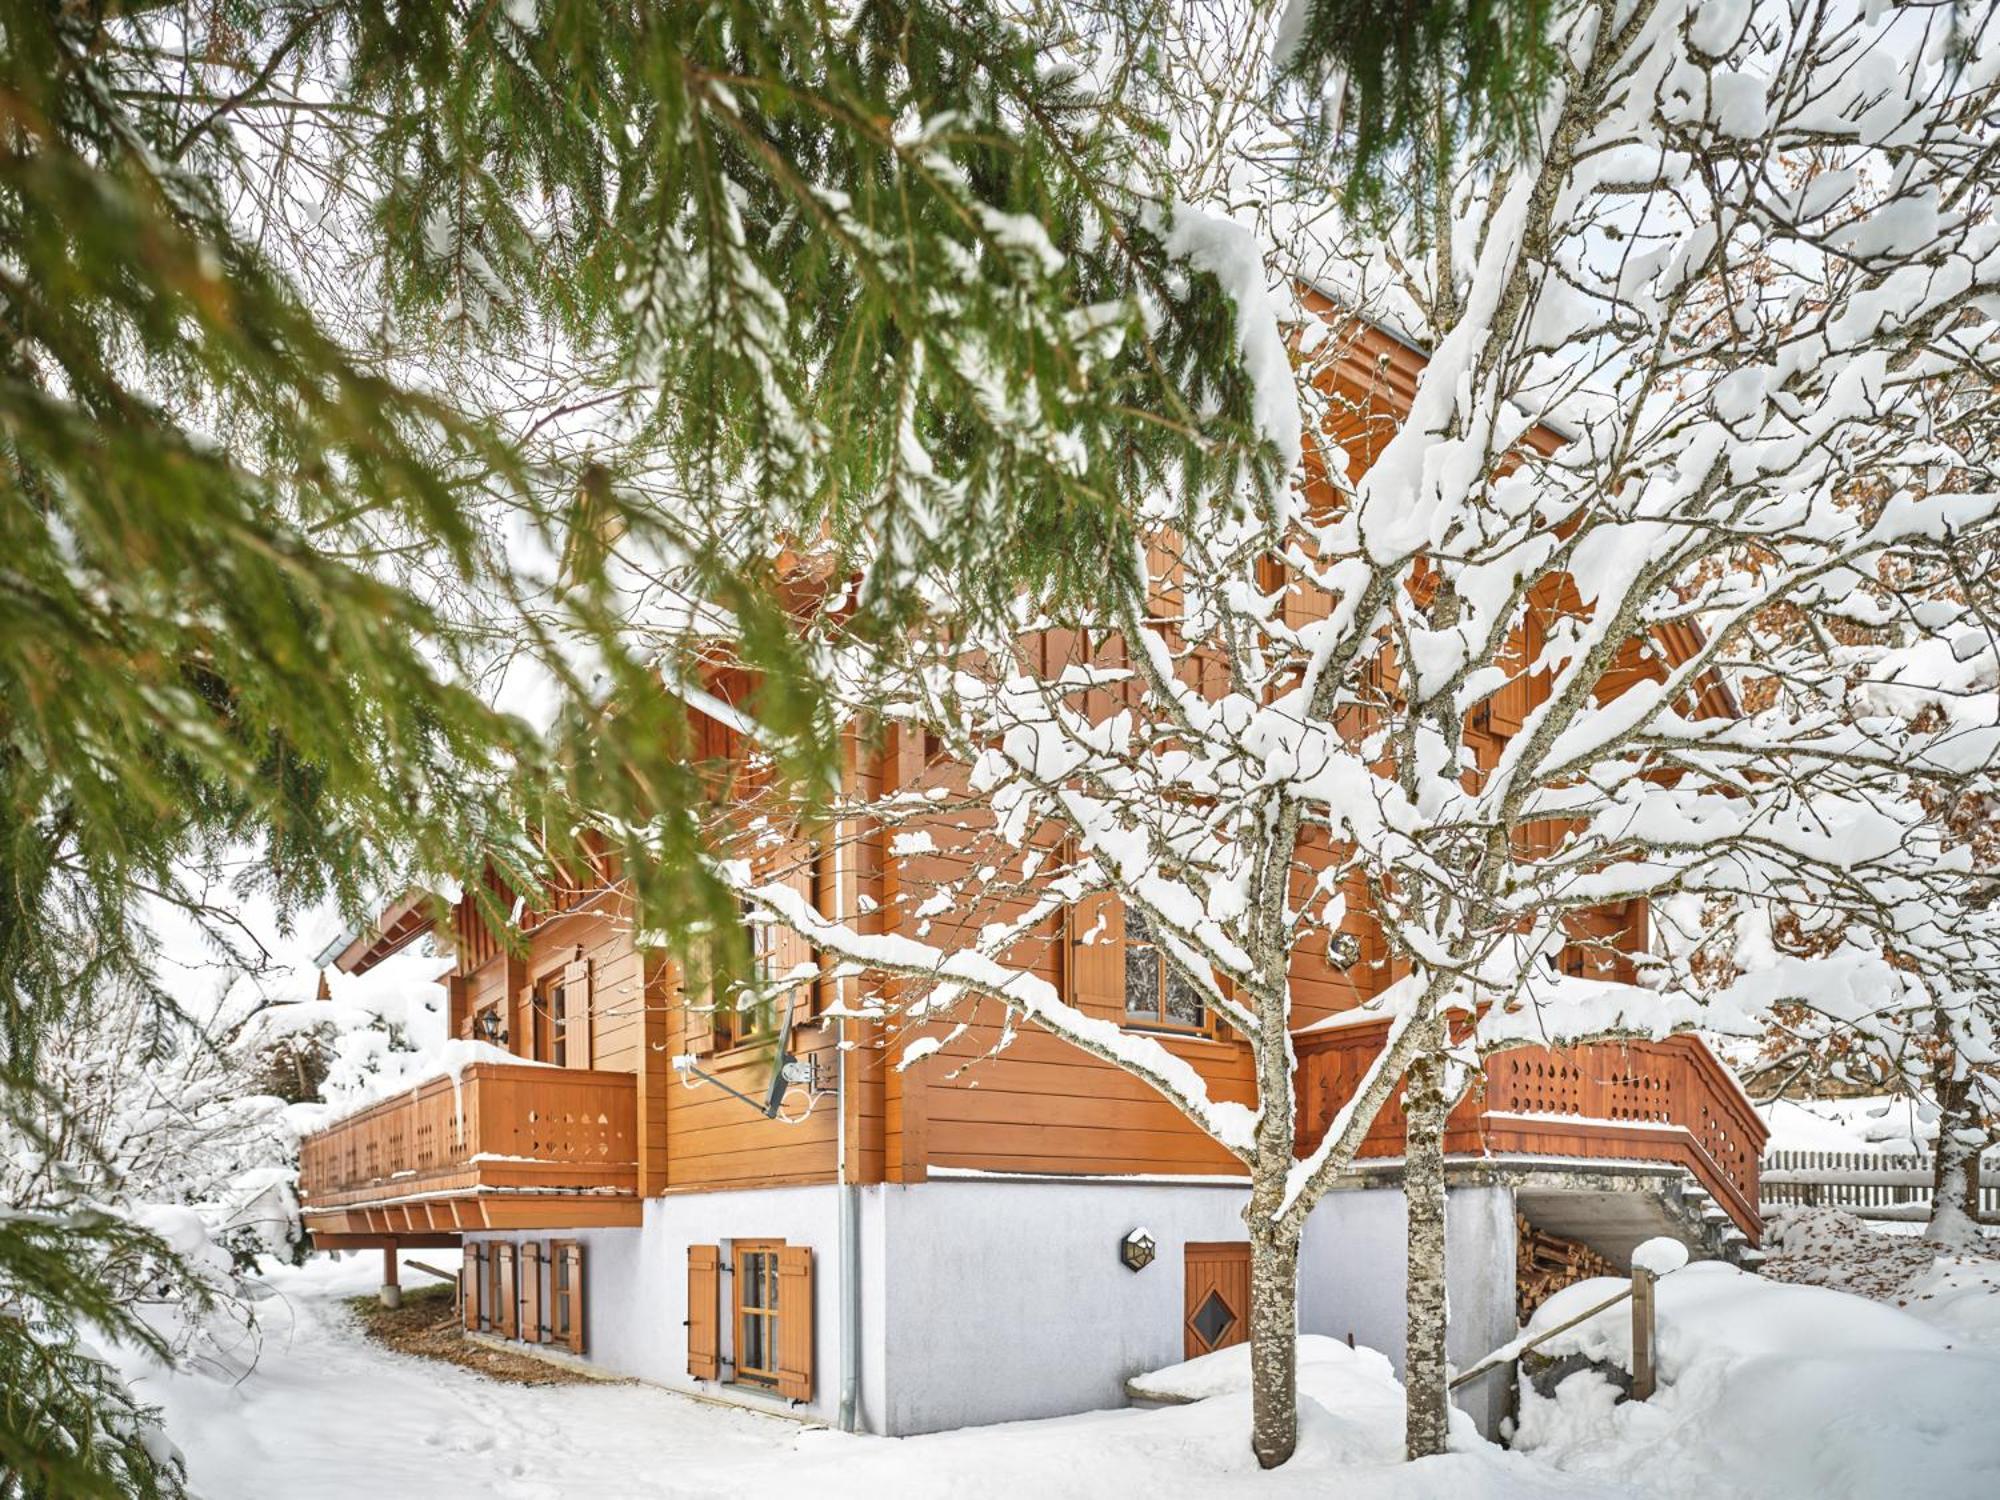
<box><xmin>422</xmin><ymin>318</ymin><xmax>1715</xmax><ymax>1199</ymax></box>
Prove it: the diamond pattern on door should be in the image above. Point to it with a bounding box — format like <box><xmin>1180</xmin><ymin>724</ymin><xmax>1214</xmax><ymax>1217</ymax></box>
<box><xmin>1190</xmin><ymin>1289</ymin><xmax>1236</xmax><ymax>1349</ymax></box>
<box><xmin>1183</xmin><ymin>1241</ymin><xmax>1250</xmax><ymax>1359</ymax></box>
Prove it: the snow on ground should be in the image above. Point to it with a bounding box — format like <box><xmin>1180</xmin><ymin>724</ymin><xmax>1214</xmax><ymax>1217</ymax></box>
<box><xmin>1512</xmin><ymin>1258</ymin><xmax>2000</xmax><ymax>1500</ymax></box>
<box><xmin>125</xmin><ymin>1224</ymin><xmax>2000</xmax><ymax>1500</ymax></box>
<box><xmin>1759</xmin><ymin>1204</ymin><xmax>1944</xmax><ymax>1297</ymax></box>
<box><xmin>129</xmin><ymin>1256</ymin><xmax>1605</xmax><ymax>1499</ymax></box>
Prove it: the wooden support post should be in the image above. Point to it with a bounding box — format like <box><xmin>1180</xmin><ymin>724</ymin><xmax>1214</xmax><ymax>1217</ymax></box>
<box><xmin>380</xmin><ymin>1243</ymin><xmax>402</xmax><ymax>1310</ymax></box>
<box><xmin>1630</xmin><ymin>1267</ymin><xmax>1656</xmax><ymax>1401</ymax></box>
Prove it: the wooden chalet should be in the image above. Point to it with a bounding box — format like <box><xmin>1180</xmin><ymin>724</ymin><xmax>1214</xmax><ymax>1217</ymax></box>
<box><xmin>297</xmin><ymin>316</ymin><xmax>1768</xmax><ymax>1438</ymax></box>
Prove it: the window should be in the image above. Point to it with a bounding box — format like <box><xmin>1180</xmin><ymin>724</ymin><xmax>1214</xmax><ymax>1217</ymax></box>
<box><xmin>733</xmin><ymin>1242</ymin><xmax>782</xmax><ymax>1387</ymax></box>
<box><xmin>1123</xmin><ymin>906</ymin><xmax>1206</xmax><ymax>1030</ymax></box>
<box><xmin>534</xmin><ymin>974</ymin><xmax>569</xmax><ymax>1065</ymax></box>
<box><xmin>715</xmin><ymin>898</ymin><xmax>780</xmax><ymax>1051</ymax></box>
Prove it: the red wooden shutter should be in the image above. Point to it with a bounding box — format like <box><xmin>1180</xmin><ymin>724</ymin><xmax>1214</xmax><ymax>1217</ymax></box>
<box><xmin>687</xmin><ymin>1244</ymin><xmax>720</xmax><ymax>1379</ymax></box>
<box><xmin>1066</xmin><ymin>894</ymin><xmax>1125</xmax><ymax>1018</ymax></box>
<box><xmin>564</xmin><ymin>957</ymin><xmax>593</xmax><ymax>1069</ymax></box>
<box><xmin>775</xmin><ymin>1246</ymin><xmax>815</xmax><ymax>1402</ymax></box>
<box><xmin>520</xmin><ymin>1241</ymin><xmax>543</xmax><ymax>1344</ymax></box>
<box><xmin>561</xmin><ymin>1242</ymin><xmax>585</xmax><ymax>1353</ymax></box>
<box><xmin>495</xmin><ymin>1242</ymin><xmax>517</xmax><ymax>1338</ymax></box>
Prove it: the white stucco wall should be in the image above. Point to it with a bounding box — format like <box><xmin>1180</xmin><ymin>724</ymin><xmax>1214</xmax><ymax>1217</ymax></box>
<box><xmin>875</xmin><ymin>1177</ymin><xmax>1255</xmax><ymax>1434</ymax></box>
<box><xmin>1298</xmin><ymin>1182</ymin><xmax>1519</xmax><ymax>1435</ymax></box>
<box><xmin>470</xmin><ymin>1176</ymin><xmax>1520</xmax><ymax>1439</ymax></box>
<box><xmin>469</xmin><ymin>1183</ymin><xmax>867</xmax><ymax>1429</ymax></box>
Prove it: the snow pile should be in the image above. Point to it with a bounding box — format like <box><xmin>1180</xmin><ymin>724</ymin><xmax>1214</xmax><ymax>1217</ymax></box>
<box><xmin>1760</xmin><ymin>1204</ymin><xmax>1942</xmax><ymax>1299</ymax></box>
<box><xmin>1513</xmin><ymin>1262</ymin><xmax>2000</xmax><ymax>1498</ymax></box>
<box><xmin>1128</xmin><ymin>1333</ymin><xmax>1416</xmax><ymax>1460</ymax></box>
<box><xmin>237</xmin><ymin>949</ymin><xmax>500</xmax><ymax>1147</ymax></box>
<box><xmin>1896</xmin><ymin>1255</ymin><xmax>2000</xmax><ymax>1346</ymax></box>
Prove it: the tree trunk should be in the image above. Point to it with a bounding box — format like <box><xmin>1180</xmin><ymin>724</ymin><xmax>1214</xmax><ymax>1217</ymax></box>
<box><xmin>1928</xmin><ymin>1057</ymin><xmax>1984</xmax><ymax>1248</ymax></box>
<box><xmin>1403</xmin><ymin>1022</ymin><xmax>1451</xmax><ymax>1460</ymax></box>
<box><xmin>1246</xmin><ymin>1220</ymin><xmax>1301</xmax><ymax>1468</ymax></box>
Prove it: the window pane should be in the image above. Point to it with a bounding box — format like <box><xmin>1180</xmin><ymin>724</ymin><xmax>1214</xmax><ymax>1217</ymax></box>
<box><xmin>1124</xmin><ymin>942</ymin><xmax>1159</xmax><ymax>1017</ymax></box>
<box><xmin>1164</xmin><ymin>965</ymin><xmax>1206</xmax><ymax>1028</ymax></box>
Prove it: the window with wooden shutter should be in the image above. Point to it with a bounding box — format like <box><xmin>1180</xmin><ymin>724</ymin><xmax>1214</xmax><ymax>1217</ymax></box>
<box><xmin>1486</xmin><ymin>610</ymin><xmax>1543</xmax><ymax>736</ymax></box>
<box><xmin>495</xmin><ymin>1242</ymin><xmax>517</xmax><ymax>1338</ymax></box>
<box><xmin>1122</xmin><ymin>906</ymin><xmax>1206</xmax><ymax>1032</ymax></box>
<box><xmin>563</xmin><ymin>956</ymin><xmax>593</xmax><ymax>1069</ymax></box>
<box><xmin>775</xmin><ymin>1245</ymin><xmax>815</xmax><ymax>1402</ymax></box>
<box><xmin>688</xmin><ymin>1244</ymin><xmax>720</xmax><ymax>1380</ymax></box>
<box><xmin>732</xmin><ymin>1241</ymin><xmax>782</xmax><ymax>1387</ymax></box>
<box><xmin>552</xmin><ymin>1240</ymin><xmax>585</xmax><ymax>1354</ymax></box>
<box><xmin>520</xmin><ymin>1241</ymin><xmax>543</xmax><ymax>1344</ymax></box>
<box><xmin>684</xmin><ymin>985</ymin><xmax>715</xmax><ymax>1057</ymax></box>
<box><xmin>1065</xmin><ymin>894</ymin><xmax>1124</xmax><ymax>1017</ymax></box>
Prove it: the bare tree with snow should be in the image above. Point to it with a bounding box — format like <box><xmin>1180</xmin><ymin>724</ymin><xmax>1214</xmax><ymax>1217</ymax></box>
<box><xmin>570</xmin><ymin>0</ymin><xmax>2000</xmax><ymax>1469</ymax></box>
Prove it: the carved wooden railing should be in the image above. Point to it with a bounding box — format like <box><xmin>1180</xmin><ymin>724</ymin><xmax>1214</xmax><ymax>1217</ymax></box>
<box><xmin>1293</xmin><ymin>1020</ymin><xmax>1767</xmax><ymax>1242</ymax></box>
<box><xmin>298</xmin><ymin>1062</ymin><xmax>638</xmax><ymax>1209</ymax></box>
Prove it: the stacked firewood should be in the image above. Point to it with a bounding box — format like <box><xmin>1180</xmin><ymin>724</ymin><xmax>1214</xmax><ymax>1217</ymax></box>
<box><xmin>1515</xmin><ymin>1214</ymin><xmax>1618</xmax><ymax>1322</ymax></box>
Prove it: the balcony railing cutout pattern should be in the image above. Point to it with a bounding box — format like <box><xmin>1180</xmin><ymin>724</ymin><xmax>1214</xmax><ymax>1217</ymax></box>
<box><xmin>299</xmin><ymin>1062</ymin><xmax>638</xmax><ymax>1220</ymax></box>
<box><xmin>1294</xmin><ymin>1021</ymin><xmax>1767</xmax><ymax>1242</ymax></box>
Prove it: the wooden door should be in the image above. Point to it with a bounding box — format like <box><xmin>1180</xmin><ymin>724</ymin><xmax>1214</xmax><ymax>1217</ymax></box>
<box><xmin>1184</xmin><ymin>1241</ymin><xmax>1250</xmax><ymax>1359</ymax></box>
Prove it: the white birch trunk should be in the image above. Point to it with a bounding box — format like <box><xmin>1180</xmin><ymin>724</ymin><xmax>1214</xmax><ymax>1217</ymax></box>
<box><xmin>1402</xmin><ymin>1020</ymin><xmax>1451</xmax><ymax>1459</ymax></box>
<box><xmin>1245</xmin><ymin>1218</ymin><xmax>1301</xmax><ymax>1469</ymax></box>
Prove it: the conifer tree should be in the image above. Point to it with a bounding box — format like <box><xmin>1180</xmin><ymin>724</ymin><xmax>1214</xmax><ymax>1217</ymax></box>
<box><xmin>1</xmin><ymin>2</ymin><xmax>1280</xmax><ymax>1491</ymax></box>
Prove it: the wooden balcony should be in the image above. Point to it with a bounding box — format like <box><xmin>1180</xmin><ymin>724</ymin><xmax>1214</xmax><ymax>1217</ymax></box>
<box><xmin>1295</xmin><ymin>1021</ymin><xmax>1767</xmax><ymax>1243</ymax></box>
<box><xmin>298</xmin><ymin>1062</ymin><xmax>641</xmax><ymax>1242</ymax></box>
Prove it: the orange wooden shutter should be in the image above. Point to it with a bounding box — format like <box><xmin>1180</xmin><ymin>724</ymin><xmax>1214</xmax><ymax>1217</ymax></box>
<box><xmin>687</xmin><ymin>1244</ymin><xmax>720</xmax><ymax>1379</ymax></box>
<box><xmin>1067</xmin><ymin>894</ymin><xmax>1125</xmax><ymax>1018</ymax></box>
<box><xmin>807</xmin><ymin>843</ymin><xmax>831</xmax><ymax>1016</ymax></box>
<box><xmin>460</xmin><ymin>1256</ymin><xmax>477</xmax><ymax>1330</ymax></box>
<box><xmin>446</xmin><ymin>973</ymin><xmax>470</xmax><ymax>1038</ymax></box>
<box><xmin>1488</xmin><ymin>609</ymin><xmax>1544</xmax><ymax>735</ymax></box>
<box><xmin>520</xmin><ymin>1241</ymin><xmax>543</xmax><ymax>1344</ymax></box>
<box><xmin>775</xmin><ymin>1245</ymin><xmax>815</xmax><ymax>1402</ymax></box>
<box><xmin>561</xmin><ymin>1242</ymin><xmax>585</xmax><ymax>1353</ymax></box>
<box><xmin>564</xmin><ymin>957</ymin><xmax>593</xmax><ymax>1069</ymax></box>
<box><xmin>476</xmin><ymin>1243</ymin><xmax>494</xmax><ymax>1331</ymax></box>
<box><xmin>684</xmin><ymin>974</ymin><xmax>715</xmax><ymax>1057</ymax></box>
<box><xmin>495</xmin><ymin>1242</ymin><xmax>517</xmax><ymax>1338</ymax></box>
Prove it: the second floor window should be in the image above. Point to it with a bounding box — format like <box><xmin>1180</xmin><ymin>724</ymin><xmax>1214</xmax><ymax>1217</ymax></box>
<box><xmin>715</xmin><ymin>898</ymin><xmax>781</xmax><ymax>1051</ymax></box>
<box><xmin>1124</xmin><ymin>907</ymin><xmax>1206</xmax><ymax>1031</ymax></box>
<box><xmin>534</xmin><ymin>975</ymin><xmax>569</xmax><ymax>1065</ymax></box>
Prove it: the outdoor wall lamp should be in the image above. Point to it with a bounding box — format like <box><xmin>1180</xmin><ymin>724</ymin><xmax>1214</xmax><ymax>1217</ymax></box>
<box><xmin>1120</xmin><ymin>1228</ymin><xmax>1157</xmax><ymax>1272</ymax></box>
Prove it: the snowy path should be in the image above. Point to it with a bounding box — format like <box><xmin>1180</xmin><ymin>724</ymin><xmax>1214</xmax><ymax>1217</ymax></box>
<box><xmin>131</xmin><ymin>1257</ymin><xmax>1597</xmax><ymax>1500</ymax></box>
<box><xmin>130</xmin><ymin>1257</ymin><xmax>798</xmax><ymax>1500</ymax></box>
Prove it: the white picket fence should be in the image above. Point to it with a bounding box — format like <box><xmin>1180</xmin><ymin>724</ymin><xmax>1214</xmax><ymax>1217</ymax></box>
<box><xmin>1760</xmin><ymin>1148</ymin><xmax>2000</xmax><ymax>1222</ymax></box>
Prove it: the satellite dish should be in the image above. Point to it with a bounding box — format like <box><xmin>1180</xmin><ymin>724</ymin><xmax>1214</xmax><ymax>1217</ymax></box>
<box><xmin>674</xmin><ymin>985</ymin><xmax>810</xmax><ymax>1120</ymax></box>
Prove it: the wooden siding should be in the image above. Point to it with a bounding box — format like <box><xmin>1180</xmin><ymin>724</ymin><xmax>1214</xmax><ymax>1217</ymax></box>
<box><xmin>300</xmin><ymin>319</ymin><xmax>1752</xmax><ymax>1222</ymax></box>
